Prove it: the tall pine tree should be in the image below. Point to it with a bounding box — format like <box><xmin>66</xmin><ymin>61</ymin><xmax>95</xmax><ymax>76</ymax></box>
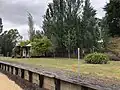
<box><xmin>104</xmin><ymin>0</ymin><xmax>120</xmax><ymax>36</ymax></box>
<box><xmin>82</xmin><ymin>0</ymin><xmax>99</xmax><ymax>53</ymax></box>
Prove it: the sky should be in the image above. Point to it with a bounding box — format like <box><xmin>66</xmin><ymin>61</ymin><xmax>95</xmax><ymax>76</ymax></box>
<box><xmin>0</xmin><ymin>0</ymin><xmax>109</xmax><ymax>40</ymax></box>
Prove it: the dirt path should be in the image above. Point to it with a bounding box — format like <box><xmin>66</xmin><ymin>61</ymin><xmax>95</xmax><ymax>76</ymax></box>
<box><xmin>0</xmin><ymin>72</ymin><xmax>22</xmax><ymax>90</ymax></box>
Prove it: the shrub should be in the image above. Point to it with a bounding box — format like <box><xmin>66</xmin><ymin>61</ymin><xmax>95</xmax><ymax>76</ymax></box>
<box><xmin>84</xmin><ymin>52</ymin><xmax>109</xmax><ymax>64</ymax></box>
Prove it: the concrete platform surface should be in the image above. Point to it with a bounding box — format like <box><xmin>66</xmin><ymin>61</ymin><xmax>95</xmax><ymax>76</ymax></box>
<box><xmin>0</xmin><ymin>72</ymin><xmax>22</xmax><ymax>90</ymax></box>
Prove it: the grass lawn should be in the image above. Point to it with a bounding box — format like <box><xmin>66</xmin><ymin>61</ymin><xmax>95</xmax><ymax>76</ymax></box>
<box><xmin>1</xmin><ymin>57</ymin><xmax>120</xmax><ymax>80</ymax></box>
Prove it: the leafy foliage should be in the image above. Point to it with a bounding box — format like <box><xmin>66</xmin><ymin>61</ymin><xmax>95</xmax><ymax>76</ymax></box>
<box><xmin>31</xmin><ymin>36</ymin><xmax>52</xmax><ymax>56</ymax></box>
<box><xmin>84</xmin><ymin>52</ymin><xmax>109</xmax><ymax>64</ymax></box>
<box><xmin>19</xmin><ymin>40</ymin><xmax>30</xmax><ymax>47</ymax></box>
<box><xmin>0</xmin><ymin>29</ymin><xmax>22</xmax><ymax>56</ymax></box>
<box><xmin>28</xmin><ymin>12</ymin><xmax>35</xmax><ymax>41</ymax></box>
<box><xmin>81</xmin><ymin>0</ymin><xmax>100</xmax><ymax>53</ymax></box>
<box><xmin>100</xmin><ymin>17</ymin><xmax>110</xmax><ymax>50</ymax></box>
<box><xmin>104</xmin><ymin>1</ymin><xmax>120</xmax><ymax>36</ymax></box>
<box><xmin>0</xmin><ymin>18</ymin><xmax>3</xmax><ymax>33</ymax></box>
<box><xmin>42</xmin><ymin>0</ymin><xmax>105</xmax><ymax>58</ymax></box>
<box><xmin>33</xmin><ymin>30</ymin><xmax>44</xmax><ymax>39</ymax></box>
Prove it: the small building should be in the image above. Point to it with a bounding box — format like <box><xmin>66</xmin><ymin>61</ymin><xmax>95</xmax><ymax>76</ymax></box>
<box><xmin>12</xmin><ymin>43</ymin><xmax>32</xmax><ymax>58</ymax></box>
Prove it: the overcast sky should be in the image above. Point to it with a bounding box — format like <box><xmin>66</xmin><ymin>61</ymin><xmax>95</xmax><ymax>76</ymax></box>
<box><xmin>0</xmin><ymin>0</ymin><xmax>109</xmax><ymax>40</ymax></box>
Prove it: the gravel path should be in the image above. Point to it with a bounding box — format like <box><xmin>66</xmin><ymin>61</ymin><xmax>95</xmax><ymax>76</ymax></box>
<box><xmin>0</xmin><ymin>72</ymin><xmax>22</xmax><ymax>90</ymax></box>
<box><xmin>0</xmin><ymin>70</ymin><xmax>43</xmax><ymax>90</ymax></box>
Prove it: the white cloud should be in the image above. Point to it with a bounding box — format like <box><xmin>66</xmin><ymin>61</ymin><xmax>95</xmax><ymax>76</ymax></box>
<box><xmin>91</xmin><ymin>0</ymin><xmax>109</xmax><ymax>18</ymax></box>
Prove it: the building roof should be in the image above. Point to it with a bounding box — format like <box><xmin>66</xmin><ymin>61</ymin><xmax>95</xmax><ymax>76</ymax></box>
<box><xmin>26</xmin><ymin>43</ymin><xmax>32</xmax><ymax>47</ymax></box>
<box><xmin>15</xmin><ymin>42</ymin><xmax>32</xmax><ymax>47</ymax></box>
<box><xmin>16</xmin><ymin>42</ymin><xmax>21</xmax><ymax>46</ymax></box>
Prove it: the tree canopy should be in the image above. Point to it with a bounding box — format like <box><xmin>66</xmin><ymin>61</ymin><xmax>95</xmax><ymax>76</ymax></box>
<box><xmin>42</xmin><ymin>0</ymin><xmax>104</xmax><ymax>58</ymax></box>
<box><xmin>104</xmin><ymin>0</ymin><xmax>120</xmax><ymax>36</ymax></box>
<box><xmin>0</xmin><ymin>29</ymin><xmax>22</xmax><ymax>56</ymax></box>
<box><xmin>28</xmin><ymin>12</ymin><xmax>35</xmax><ymax>41</ymax></box>
<box><xmin>31</xmin><ymin>36</ymin><xmax>52</xmax><ymax>56</ymax></box>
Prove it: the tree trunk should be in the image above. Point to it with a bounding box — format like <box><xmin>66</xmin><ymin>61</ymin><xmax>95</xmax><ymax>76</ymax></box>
<box><xmin>79</xmin><ymin>42</ymin><xmax>83</xmax><ymax>59</ymax></box>
<box><xmin>53</xmin><ymin>52</ymin><xmax>56</xmax><ymax>58</ymax></box>
<box><xmin>68</xmin><ymin>49</ymin><xmax>71</xmax><ymax>59</ymax></box>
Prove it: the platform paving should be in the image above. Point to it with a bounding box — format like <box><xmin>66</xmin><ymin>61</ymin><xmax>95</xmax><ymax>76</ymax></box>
<box><xmin>0</xmin><ymin>72</ymin><xmax>22</xmax><ymax>90</ymax></box>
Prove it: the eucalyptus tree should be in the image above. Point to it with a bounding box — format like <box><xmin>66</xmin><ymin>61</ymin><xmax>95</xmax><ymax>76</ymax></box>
<box><xmin>0</xmin><ymin>18</ymin><xmax>3</xmax><ymax>54</ymax></box>
<box><xmin>0</xmin><ymin>18</ymin><xmax>3</xmax><ymax>33</ymax></box>
<box><xmin>1</xmin><ymin>29</ymin><xmax>22</xmax><ymax>56</ymax></box>
<box><xmin>63</xmin><ymin>0</ymin><xmax>83</xmax><ymax>58</ymax></box>
<box><xmin>100</xmin><ymin>17</ymin><xmax>110</xmax><ymax>50</ymax></box>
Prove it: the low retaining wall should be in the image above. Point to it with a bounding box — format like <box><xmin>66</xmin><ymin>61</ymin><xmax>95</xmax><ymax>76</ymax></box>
<box><xmin>0</xmin><ymin>61</ymin><xmax>100</xmax><ymax>90</ymax></box>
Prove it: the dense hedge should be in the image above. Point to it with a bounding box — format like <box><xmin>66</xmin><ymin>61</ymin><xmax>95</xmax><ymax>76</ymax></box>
<box><xmin>84</xmin><ymin>53</ymin><xmax>109</xmax><ymax>64</ymax></box>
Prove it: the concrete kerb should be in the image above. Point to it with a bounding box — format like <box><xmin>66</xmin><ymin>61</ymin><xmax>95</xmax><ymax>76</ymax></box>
<box><xmin>0</xmin><ymin>61</ymin><xmax>112</xmax><ymax>90</ymax></box>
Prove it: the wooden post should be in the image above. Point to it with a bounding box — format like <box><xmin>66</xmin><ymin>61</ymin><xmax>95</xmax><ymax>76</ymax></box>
<box><xmin>78</xmin><ymin>48</ymin><xmax>80</xmax><ymax>78</ymax></box>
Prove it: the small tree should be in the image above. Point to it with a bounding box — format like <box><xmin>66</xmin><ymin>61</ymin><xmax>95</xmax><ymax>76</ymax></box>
<box><xmin>32</xmin><ymin>36</ymin><xmax>52</xmax><ymax>56</ymax></box>
<box><xmin>84</xmin><ymin>52</ymin><xmax>109</xmax><ymax>64</ymax></box>
<box><xmin>1</xmin><ymin>29</ymin><xmax>22</xmax><ymax>56</ymax></box>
